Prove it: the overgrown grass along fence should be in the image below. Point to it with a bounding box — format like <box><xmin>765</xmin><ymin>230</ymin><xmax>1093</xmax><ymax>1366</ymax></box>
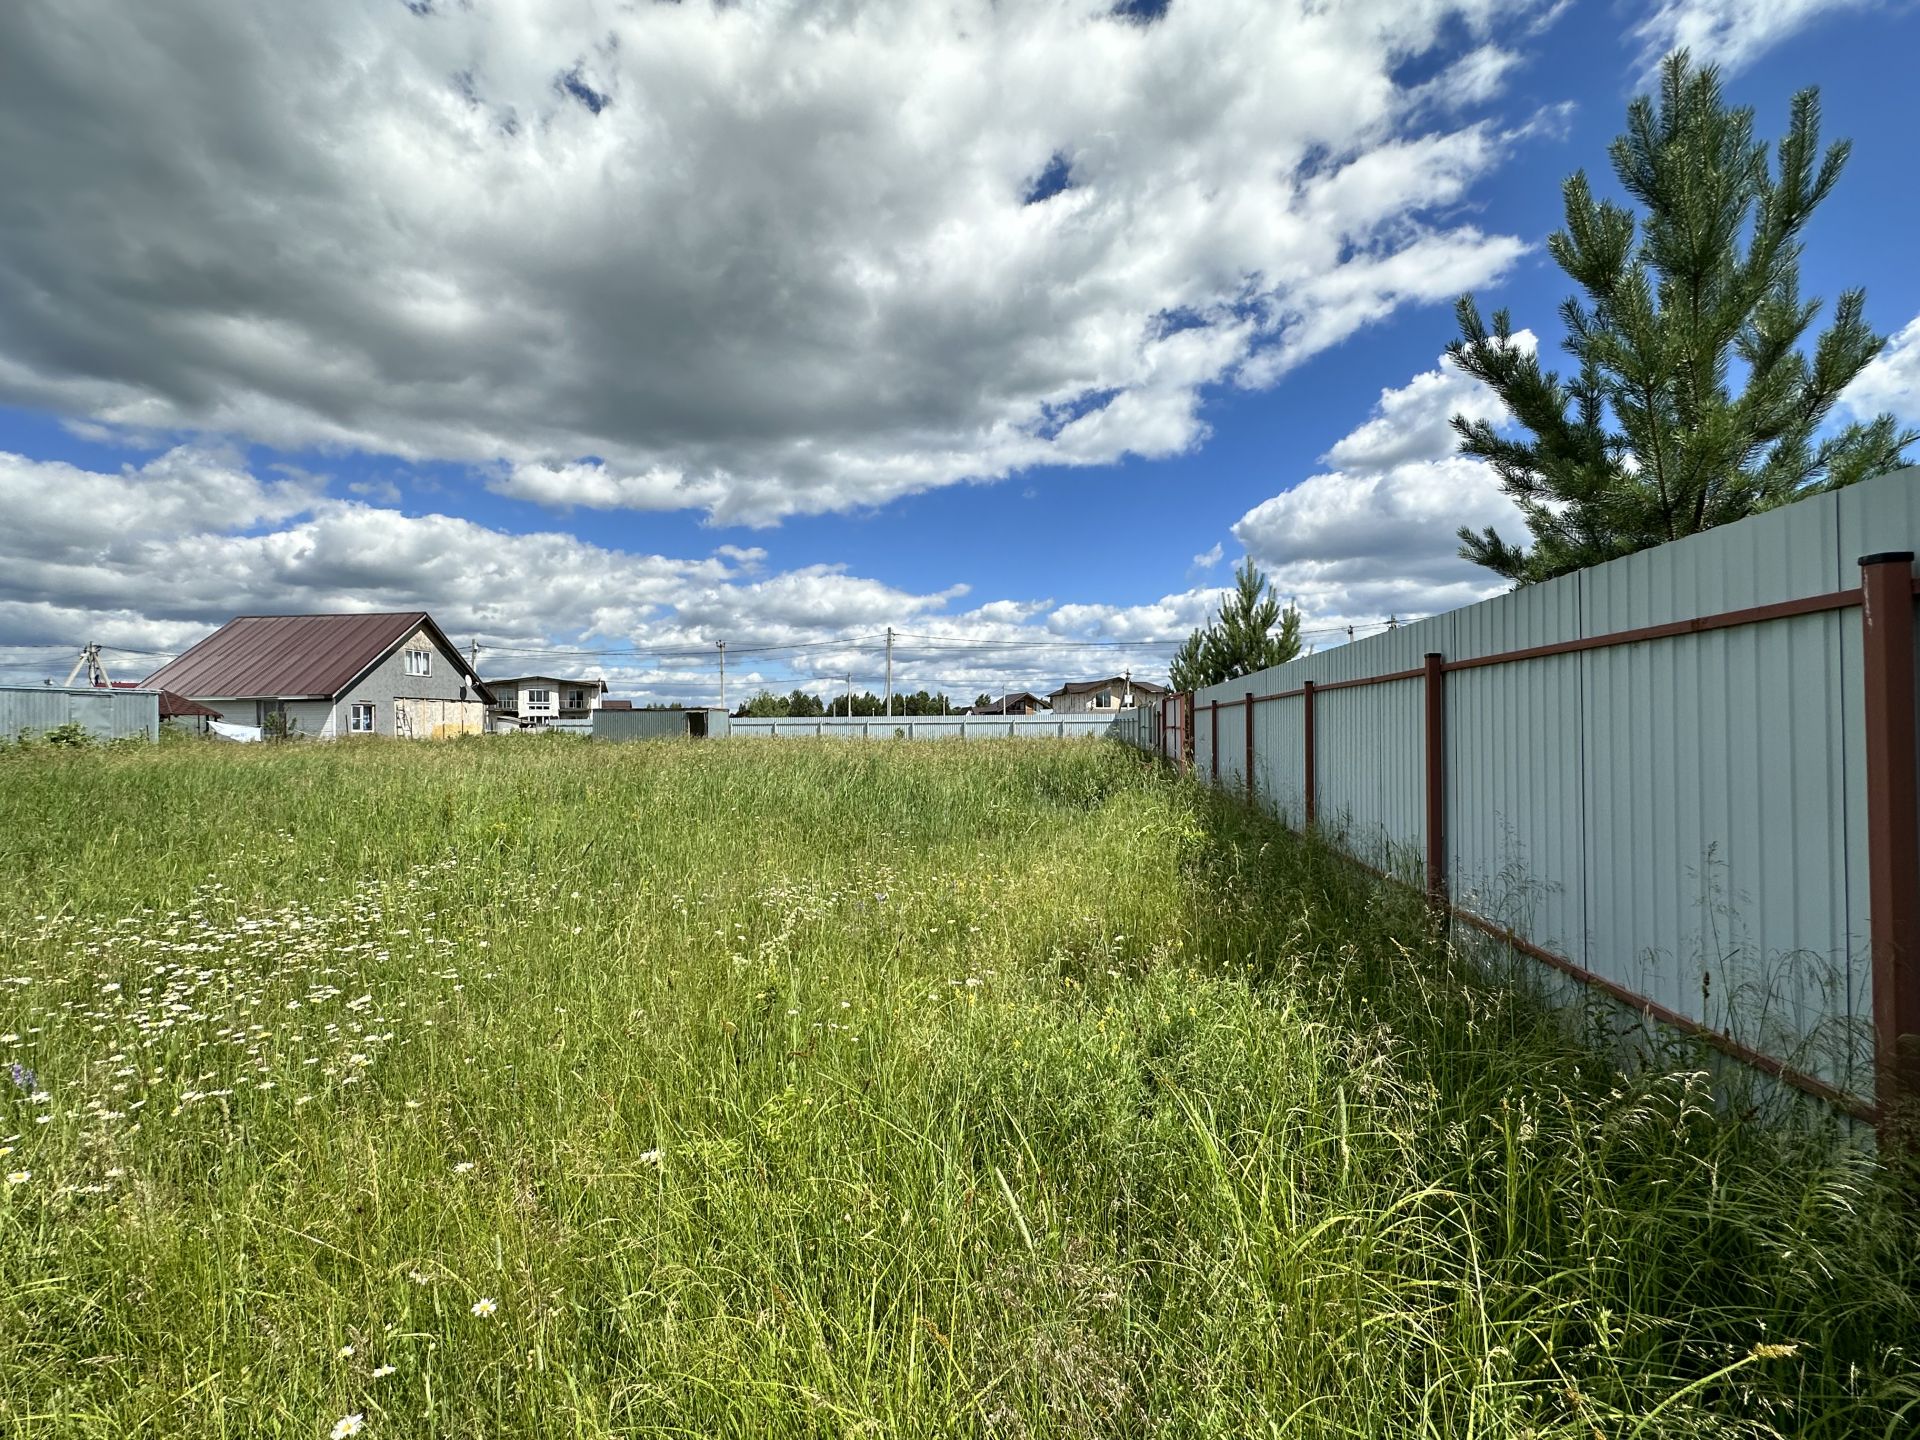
<box><xmin>1121</xmin><ymin>466</ymin><xmax>1920</xmax><ymax>1140</ymax></box>
<box><xmin>0</xmin><ymin>738</ymin><xmax>1915</xmax><ymax>1438</ymax></box>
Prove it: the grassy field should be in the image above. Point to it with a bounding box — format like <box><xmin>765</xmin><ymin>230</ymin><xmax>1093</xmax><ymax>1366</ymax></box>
<box><xmin>0</xmin><ymin>736</ymin><xmax>1914</xmax><ymax>1439</ymax></box>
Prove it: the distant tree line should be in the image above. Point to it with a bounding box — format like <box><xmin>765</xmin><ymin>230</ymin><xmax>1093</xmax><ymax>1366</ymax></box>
<box><xmin>734</xmin><ymin>688</ymin><xmax>962</xmax><ymax>718</ymax></box>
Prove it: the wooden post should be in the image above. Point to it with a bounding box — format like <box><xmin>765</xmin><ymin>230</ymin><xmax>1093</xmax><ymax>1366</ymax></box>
<box><xmin>1861</xmin><ymin>552</ymin><xmax>1920</xmax><ymax>1140</ymax></box>
<box><xmin>1423</xmin><ymin>653</ymin><xmax>1447</xmax><ymax>914</ymax></box>
<box><xmin>1302</xmin><ymin>679</ymin><xmax>1317</xmax><ymax>828</ymax></box>
<box><xmin>1244</xmin><ymin>691</ymin><xmax>1256</xmax><ymax>801</ymax></box>
<box><xmin>1210</xmin><ymin>699</ymin><xmax>1219</xmax><ymax>783</ymax></box>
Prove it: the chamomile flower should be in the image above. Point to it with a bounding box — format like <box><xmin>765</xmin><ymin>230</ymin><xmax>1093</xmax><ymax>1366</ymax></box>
<box><xmin>330</xmin><ymin>1415</ymin><xmax>365</xmax><ymax>1439</ymax></box>
<box><xmin>5</xmin><ymin>1170</ymin><xmax>28</xmax><ymax>1186</ymax></box>
<box><xmin>371</xmin><ymin>1364</ymin><xmax>396</xmax><ymax>1379</ymax></box>
<box><xmin>471</xmin><ymin>1296</ymin><xmax>498</xmax><ymax>1318</ymax></box>
<box><xmin>452</xmin><ymin>1161</ymin><xmax>475</xmax><ymax>1175</ymax></box>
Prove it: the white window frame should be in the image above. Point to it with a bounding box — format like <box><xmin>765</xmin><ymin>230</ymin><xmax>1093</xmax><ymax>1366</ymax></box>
<box><xmin>565</xmin><ymin>688</ymin><xmax>587</xmax><ymax>710</ymax></box>
<box><xmin>404</xmin><ymin>648</ymin><xmax>432</xmax><ymax>677</ymax></box>
<box><xmin>527</xmin><ymin>688</ymin><xmax>553</xmax><ymax>707</ymax></box>
<box><xmin>349</xmin><ymin>703</ymin><xmax>376</xmax><ymax>733</ymax></box>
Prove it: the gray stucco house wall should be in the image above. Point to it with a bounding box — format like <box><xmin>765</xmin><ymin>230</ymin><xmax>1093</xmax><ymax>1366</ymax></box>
<box><xmin>324</xmin><ymin>626</ymin><xmax>480</xmax><ymax>737</ymax></box>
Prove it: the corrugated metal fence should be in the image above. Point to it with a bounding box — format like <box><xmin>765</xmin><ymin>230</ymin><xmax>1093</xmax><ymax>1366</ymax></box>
<box><xmin>727</xmin><ymin>714</ymin><xmax>1119</xmax><ymax>741</ymax></box>
<box><xmin>0</xmin><ymin>685</ymin><xmax>160</xmax><ymax>742</ymax></box>
<box><xmin>1117</xmin><ymin>466</ymin><xmax>1920</xmax><ymax>1135</ymax></box>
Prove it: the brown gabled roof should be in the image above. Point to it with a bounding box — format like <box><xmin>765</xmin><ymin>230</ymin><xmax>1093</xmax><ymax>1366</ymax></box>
<box><xmin>971</xmin><ymin>691</ymin><xmax>1049</xmax><ymax>714</ymax></box>
<box><xmin>144</xmin><ymin>613</ymin><xmax>491</xmax><ymax>703</ymax></box>
<box><xmin>1049</xmin><ymin>675</ymin><xmax>1169</xmax><ymax>698</ymax></box>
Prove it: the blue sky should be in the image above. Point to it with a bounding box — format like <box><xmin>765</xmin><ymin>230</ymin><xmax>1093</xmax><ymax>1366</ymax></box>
<box><xmin>1</xmin><ymin>0</ymin><xmax>1916</xmax><ymax>705</ymax></box>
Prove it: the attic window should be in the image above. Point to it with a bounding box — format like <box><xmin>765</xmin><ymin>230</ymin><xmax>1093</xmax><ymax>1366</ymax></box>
<box><xmin>404</xmin><ymin>649</ymin><xmax>432</xmax><ymax>676</ymax></box>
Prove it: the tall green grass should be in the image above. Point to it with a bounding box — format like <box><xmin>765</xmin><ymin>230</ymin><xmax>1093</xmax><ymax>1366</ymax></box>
<box><xmin>0</xmin><ymin>736</ymin><xmax>1913</xmax><ymax>1438</ymax></box>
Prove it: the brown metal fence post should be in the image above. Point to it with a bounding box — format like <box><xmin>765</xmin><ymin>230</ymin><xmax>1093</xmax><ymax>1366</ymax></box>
<box><xmin>1423</xmin><ymin>653</ymin><xmax>1447</xmax><ymax>915</ymax></box>
<box><xmin>1210</xmin><ymin>699</ymin><xmax>1219</xmax><ymax>783</ymax></box>
<box><xmin>1182</xmin><ymin>693</ymin><xmax>1194</xmax><ymax>772</ymax></box>
<box><xmin>1861</xmin><ymin>552</ymin><xmax>1920</xmax><ymax>1141</ymax></box>
<box><xmin>1244</xmin><ymin>691</ymin><xmax>1256</xmax><ymax>802</ymax></box>
<box><xmin>1302</xmin><ymin>679</ymin><xmax>1317</xmax><ymax>828</ymax></box>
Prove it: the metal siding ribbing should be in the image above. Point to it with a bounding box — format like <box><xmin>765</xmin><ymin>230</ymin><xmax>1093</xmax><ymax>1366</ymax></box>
<box><xmin>1127</xmin><ymin>468</ymin><xmax>1920</xmax><ymax>1113</ymax></box>
<box><xmin>1256</xmin><ymin>692</ymin><xmax>1305</xmax><ymax>826</ymax></box>
<box><xmin>1447</xmin><ymin>655</ymin><xmax>1586</xmax><ymax>962</ymax></box>
<box><xmin>1578</xmin><ymin>492</ymin><xmax>1862</xmax><ymax>1091</ymax></box>
<box><xmin>0</xmin><ymin>686</ymin><xmax>160</xmax><ymax>741</ymax></box>
<box><xmin>1447</xmin><ymin>578</ymin><xmax>1587</xmax><ymax>969</ymax></box>
<box><xmin>724</xmin><ymin>715</ymin><xmax>1117</xmax><ymax>741</ymax></box>
<box><xmin>1835</xmin><ymin>478</ymin><xmax>1920</xmax><ymax>1100</ymax></box>
<box><xmin>1579</xmin><ymin>613</ymin><xmax>1858</xmax><ymax>1090</ymax></box>
<box><xmin>1314</xmin><ymin>677</ymin><xmax>1424</xmax><ymax>872</ymax></box>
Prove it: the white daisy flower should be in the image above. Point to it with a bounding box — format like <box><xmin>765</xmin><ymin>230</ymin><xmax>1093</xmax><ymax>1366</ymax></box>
<box><xmin>470</xmin><ymin>1297</ymin><xmax>498</xmax><ymax>1318</ymax></box>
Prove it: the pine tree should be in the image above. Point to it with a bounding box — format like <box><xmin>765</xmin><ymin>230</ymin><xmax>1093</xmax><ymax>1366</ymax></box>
<box><xmin>1169</xmin><ymin>557</ymin><xmax>1302</xmax><ymax>691</ymax></box>
<box><xmin>1450</xmin><ymin>51</ymin><xmax>1913</xmax><ymax>585</ymax></box>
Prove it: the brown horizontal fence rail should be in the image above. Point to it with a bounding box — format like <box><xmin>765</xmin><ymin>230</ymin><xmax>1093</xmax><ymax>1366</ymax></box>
<box><xmin>1136</xmin><ymin>554</ymin><xmax>1920</xmax><ymax>1139</ymax></box>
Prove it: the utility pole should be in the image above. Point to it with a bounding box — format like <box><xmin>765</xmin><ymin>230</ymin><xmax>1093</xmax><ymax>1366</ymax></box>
<box><xmin>717</xmin><ymin>640</ymin><xmax>727</xmax><ymax>712</ymax></box>
<box><xmin>846</xmin><ymin>672</ymin><xmax>853</xmax><ymax>719</ymax></box>
<box><xmin>63</xmin><ymin>642</ymin><xmax>112</xmax><ymax>689</ymax></box>
<box><xmin>1123</xmin><ymin>667</ymin><xmax>1132</xmax><ymax>709</ymax></box>
<box><xmin>884</xmin><ymin>627</ymin><xmax>894</xmax><ymax>718</ymax></box>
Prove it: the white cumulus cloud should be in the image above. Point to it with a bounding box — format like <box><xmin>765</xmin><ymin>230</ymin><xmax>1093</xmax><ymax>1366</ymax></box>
<box><xmin>1633</xmin><ymin>0</ymin><xmax>1882</xmax><ymax>73</ymax></box>
<box><xmin>0</xmin><ymin>0</ymin><xmax>1546</xmax><ymax>524</ymax></box>
<box><xmin>0</xmin><ymin>448</ymin><xmax>1194</xmax><ymax>703</ymax></box>
<box><xmin>1230</xmin><ymin>339</ymin><xmax>1531</xmax><ymax>628</ymax></box>
<box><xmin>1844</xmin><ymin>314</ymin><xmax>1920</xmax><ymax>430</ymax></box>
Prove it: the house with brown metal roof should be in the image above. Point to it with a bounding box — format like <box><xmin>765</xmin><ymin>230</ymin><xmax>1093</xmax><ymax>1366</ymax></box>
<box><xmin>143</xmin><ymin>613</ymin><xmax>493</xmax><ymax>739</ymax></box>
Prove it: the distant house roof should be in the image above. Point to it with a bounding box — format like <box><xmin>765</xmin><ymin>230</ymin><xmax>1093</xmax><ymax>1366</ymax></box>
<box><xmin>1049</xmin><ymin>675</ymin><xmax>1169</xmax><ymax>699</ymax></box>
<box><xmin>483</xmin><ymin>675</ymin><xmax>608</xmax><ymax>692</ymax></box>
<box><xmin>144</xmin><ymin>613</ymin><xmax>491</xmax><ymax>704</ymax></box>
<box><xmin>599</xmin><ymin>698</ymin><xmax>634</xmax><ymax>710</ymax></box>
<box><xmin>971</xmin><ymin>691</ymin><xmax>1049</xmax><ymax>714</ymax></box>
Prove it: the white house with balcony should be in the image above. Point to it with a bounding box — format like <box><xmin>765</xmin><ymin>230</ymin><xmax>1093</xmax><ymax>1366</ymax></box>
<box><xmin>1047</xmin><ymin>675</ymin><xmax>1169</xmax><ymax>714</ymax></box>
<box><xmin>484</xmin><ymin>675</ymin><xmax>607</xmax><ymax>729</ymax></box>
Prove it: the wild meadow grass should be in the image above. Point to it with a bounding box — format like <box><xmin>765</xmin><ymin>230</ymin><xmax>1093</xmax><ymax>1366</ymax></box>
<box><xmin>0</xmin><ymin>735</ymin><xmax>1914</xmax><ymax>1438</ymax></box>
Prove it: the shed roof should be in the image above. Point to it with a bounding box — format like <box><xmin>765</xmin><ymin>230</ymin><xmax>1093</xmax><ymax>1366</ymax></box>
<box><xmin>107</xmin><ymin>681</ymin><xmax>221</xmax><ymax>719</ymax></box>
<box><xmin>158</xmin><ymin>690</ymin><xmax>222</xmax><ymax>719</ymax></box>
<box><xmin>145</xmin><ymin>613</ymin><xmax>489</xmax><ymax>703</ymax></box>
